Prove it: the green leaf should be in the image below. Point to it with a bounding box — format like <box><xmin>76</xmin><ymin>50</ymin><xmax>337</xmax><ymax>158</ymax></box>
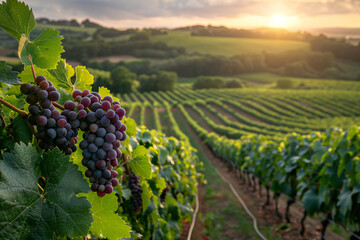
<box><xmin>124</xmin><ymin>118</ymin><xmax>137</xmax><ymax>137</ymax></box>
<box><xmin>18</xmin><ymin>65</ymin><xmax>57</xmax><ymax>84</ymax></box>
<box><xmin>73</xmin><ymin>66</ymin><xmax>94</xmax><ymax>91</ymax></box>
<box><xmin>129</xmin><ymin>145</ymin><xmax>152</xmax><ymax>179</ymax></box>
<box><xmin>11</xmin><ymin>116</ymin><xmax>32</xmax><ymax>144</ymax></box>
<box><xmin>122</xmin><ymin>188</ymin><xmax>132</xmax><ymax>200</ymax></box>
<box><xmin>21</xmin><ymin>29</ymin><xmax>64</xmax><ymax>69</ymax></box>
<box><xmin>0</xmin><ymin>0</ymin><xmax>36</xmax><ymax>41</ymax></box>
<box><xmin>141</xmin><ymin>181</ymin><xmax>151</xmax><ymax>213</ymax></box>
<box><xmin>0</xmin><ymin>95</ymin><xmax>25</xmax><ymax>125</ymax></box>
<box><xmin>0</xmin><ymin>144</ymin><xmax>93</xmax><ymax>239</ymax></box>
<box><xmin>156</xmin><ymin>178</ymin><xmax>167</xmax><ymax>193</ymax></box>
<box><xmin>85</xmin><ymin>192</ymin><xmax>131</xmax><ymax>239</ymax></box>
<box><xmin>302</xmin><ymin>187</ymin><xmax>324</xmax><ymax>215</ymax></box>
<box><xmin>0</xmin><ymin>61</ymin><xmax>20</xmax><ymax>86</ymax></box>
<box><xmin>48</xmin><ymin>59</ymin><xmax>75</xmax><ymax>91</ymax></box>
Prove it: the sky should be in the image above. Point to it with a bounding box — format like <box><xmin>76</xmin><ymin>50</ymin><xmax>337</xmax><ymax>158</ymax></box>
<box><xmin>27</xmin><ymin>0</ymin><xmax>360</xmax><ymax>30</ymax></box>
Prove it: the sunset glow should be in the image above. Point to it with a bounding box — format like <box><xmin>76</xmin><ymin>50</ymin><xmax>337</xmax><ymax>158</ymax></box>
<box><xmin>268</xmin><ymin>14</ymin><xmax>298</xmax><ymax>28</ymax></box>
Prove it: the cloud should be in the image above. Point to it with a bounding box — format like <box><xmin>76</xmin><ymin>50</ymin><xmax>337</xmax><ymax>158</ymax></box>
<box><xmin>28</xmin><ymin>0</ymin><xmax>360</xmax><ymax>27</ymax></box>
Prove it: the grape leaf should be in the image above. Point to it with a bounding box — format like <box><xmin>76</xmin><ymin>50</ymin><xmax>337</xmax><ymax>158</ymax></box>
<box><xmin>141</xmin><ymin>180</ymin><xmax>151</xmax><ymax>213</ymax></box>
<box><xmin>0</xmin><ymin>143</ymin><xmax>93</xmax><ymax>239</ymax></box>
<box><xmin>18</xmin><ymin>65</ymin><xmax>57</xmax><ymax>84</ymax></box>
<box><xmin>21</xmin><ymin>29</ymin><xmax>64</xmax><ymax>69</ymax></box>
<box><xmin>85</xmin><ymin>192</ymin><xmax>131</xmax><ymax>239</ymax></box>
<box><xmin>48</xmin><ymin>59</ymin><xmax>75</xmax><ymax>91</ymax></box>
<box><xmin>0</xmin><ymin>95</ymin><xmax>25</xmax><ymax>125</ymax></box>
<box><xmin>11</xmin><ymin>116</ymin><xmax>32</xmax><ymax>144</ymax></box>
<box><xmin>0</xmin><ymin>61</ymin><xmax>20</xmax><ymax>86</ymax></box>
<box><xmin>0</xmin><ymin>0</ymin><xmax>36</xmax><ymax>41</ymax></box>
<box><xmin>129</xmin><ymin>145</ymin><xmax>152</xmax><ymax>179</ymax></box>
<box><xmin>73</xmin><ymin>66</ymin><xmax>94</xmax><ymax>91</ymax></box>
<box><xmin>98</xmin><ymin>86</ymin><xmax>120</xmax><ymax>102</ymax></box>
<box><xmin>124</xmin><ymin>118</ymin><xmax>137</xmax><ymax>137</ymax></box>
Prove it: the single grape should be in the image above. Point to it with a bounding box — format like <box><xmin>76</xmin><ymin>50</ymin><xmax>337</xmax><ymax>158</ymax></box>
<box><xmin>95</xmin><ymin>109</ymin><xmax>105</xmax><ymax>119</ymax></box>
<box><xmin>111</xmin><ymin>170</ymin><xmax>118</xmax><ymax>178</ymax></box>
<box><xmin>106</xmin><ymin>124</ymin><xmax>115</xmax><ymax>133</ymax></box>
<box><xmin>46</xmin><ymin>86</ymin><xmax>57</xmax><ymax>93</ymax></box>
<box><xmin>65</xmin><ymin>123</ymin><xmax>72</xmax><ymax>131</ymax></box>
<box><xmin>120</xmin><ymin>132</ymin><xmax>127</xmax><ymax>141</ymax></box>
<box><xmin>89</xmin><ymin>177</ymin><xmax>96</xmax><ymax>183</ymax></box>
<box><xmin>97</xmin><ymin>128</ymin><xmax>107</xmax><ymax>137</ymax></box>
<box><xmin>91</xmin><ymin>183</ymin><xmax>98</xmax><ymax>192</ymax></box>
<box><xmin>56</xmin><ymin>127</ymin><xmax>67</xmax><ymax>137</ymax></box>
<box><xmin>89</xmin><ymin>123</ymin><xmax>99</xmax><ymax>133</ymax></box>
<box><xmin>116</xmin><ymin>149</ymin><xmax>122</xmax><ymax>158</ymax></box>
<box><xmin>57</xmin><ymin>118</ymin><xmax>67</xmax><ymax>128</ymax></box>
<box><xmin>26</xmin><ymin>94</ymin><xmax>37</xmax><ymax>104</ymax></box>
<box><xmin>35</xmin><ymin>75</ymin><xmax>46</xmax><ymax>85</ymax></box>
<box><xmin>87</xmin><ymin>161</ymin><xmax>96</xmax><ymax>171</ymax></box>
<box><xmin>100</xmin><ymin>116</ymin><xmax>110</xmax><ymax>127</ymax></box>
<box><xmin>85</xmin><ymin>170</ymin><xmax>93</xmax><ymax>178</ymax></box>
<box><xmin>101</xmin><ymin>100</ymin><xmax>111</xmax><ymax>110</ymax></box>
<box><xmin>51</xmin><ymin>109</ymin><xmax>61</xmax><ymax>120</ymax></box>
<box><xmin>103</xmin><ymin>96</ymin><xmax>113</xmax><ymax>103</ymax></box>
<box><xmin>105</xmin><ymin>133</ymin><xmax>116</xmax><ymax>143</ymax></box>
<box><xmin>114</xmin><ymin>121</ymin><xmax>122</xmax><ymax>130</ymax></box>
<box><xmin>40</xmin><ymin>99</ymin><xmax>51</xmax><ymax>109</ymax></box>
<box><xmin>46</xmin><ymin>118</ymin><xmax>56</xmax><ymax>128</ymax></box>
<box><xmin>36</xmin><ymin>90</ymin><xmax>48</xmax><ymax>100</ymax></box>
<box><xmin>79</xmin><ymin>140</ymin><xmax>89</xmax><ymax>150</ymax></box>
<box><xmin>48</xmin><ymin>91</ymin><xmax>60</xmax><ymax>101</ymax></box>
<box><xmin>36</xmin><ymin>116</ymin><xmax>47</xmax><ymax>126</ymax></box>
<box><xmin>116</xmin><ymin>108</ymin><xmax>126</xmax><ymax>118</ymax></box>
<box><xmin>90</xmin><ymin>96</ymin><xmax>99</xmax><ymax>104</ymax></box>
<box><xmin>64</xmin><ymin>101</ymin><xmax>76</xmax><ymax>111</ymax></box>
<box><xmin>87</xmin><ymin>134</ymin><xmax>96</xmax><ymax>143</ymax></box>
<box><xmin>46</xmin><ymin>128</ymin><xmax>57</xmax><ymax>139</ymax></box>
<box><xmin>97</xmin><ymin>191</ymin><xmax>106</xmax><ymax>197</ymax></box>
<box><xmin>96</xmin><ymin>148</ymin><xmax>107</xmax><ymax>159</ymax></box>
<box><xmin>110</xmin><ymin>159</ymin><xmax>118</xmax><ymax>167</ymax></box>
<box><xmin>96</xmin><ymin>160</ymin><xmax>106</xmax><ymax>169</ymax></box>
<box><xmin>97</xmin><ymin>184</ymin><xmax>105</xmax><ymax>192</ymax></box>
<box><xmin>95</xmin><ymin>137</ymin><xmax>105</xmax><ymax>147</ymax></box>
<box><xmin>120</xmin><ymin>124</ymin><xmax>127</xmax><ymax>132</ymax></box>
<box><xmin>83</xmin><ymin>149</ymin><xmax>92</xmax><ymax>159</ymax></box>
<box><xmin>67</xmin><ymin>111</ymin><xmax>77</xmax><ymax>120</ymax></box>
<box><xmin>77</xmin><ymin>104</ymin><xmax>84</xmax><ymax>110</ymax></box>
<box><xmin>114</xmin><ymin>131</ymin><xmax>123</xmax><ymax>140</ymax></box>
<box><xmin>72</xmin><ymin>90</ymin><xmax>82</xmax><ymax>99</ymax></box>
<box><xmin>92</xmin><ymin>92</ymin><xmax>101</xmax><ymax>100</ymax></box>
<box><xmin>113</xmin><ymin>140</ymin><xmax>121</xmax><ymax>149</ymax></box>
<box><xmin>39</xmin><ymin>80</ymin><xmax>49</xmax><ymax>90</ymax></box>
<box><xmin>106</xmin><ymin>110</ymin><xmax>115</xmax><ymax>119</ymax></box>
<box><xmin>90</xmin><ymin>102</ymin><xmax>101</xmax><ymax>112</ymax></box>
<box><xmin>113</xmin><ymin>104</ymin><xmax>120</xmax><ymax>110</ymax></box>
<box><xmin>82</xmin><ymin>89</ymin><xmax>90</xmax><ymax>96</ymax></box>
<box><xmin>28</xmin><ymin>105</ymin><xmax>40</xmax><ymax>115</ymax></box>
<box><xmin>30</xmin><ymin>85</ymin><xmax>40</xmax><ymax>94</ymax></box>
<box><xmin>75</xmin><ymin>95</ymin><xmax>82</xmax><ymax>103</ymax></box>
<box><xmin>81</xmin><ymin>97</ymin><xmax>91</xmax><ymax>108</ymax></box>
<box><xmin>88</xmin><ymin>143</ymin><xmax>98</xmax><ymax>153</ymax></box>
<box><xmin>93</xmin><ymin>170</ymin><xmax>102</xmax><ymax>179</ymax></box>
<box><xmin>98</xmin><ymin>177</ymin><xmax>106</xmax><ymax>185</ymax></box>
<box><xmin>102</xmin><ymin>142</ymin><xmax>113</xmax><ymax>152</ymax></box>
<box><xmin>104</xmin><ymin>184</ymin><xmax>113</xmax><ymax>194</ymax></box>
<box><xmin>86</xmin><ymin>112</ymin><xmax>97</xmax><ymax>123</ymax></box>
<box><xmin>20</xmin><ymin>83</ymin><xmax>32</xmax><ymax>94</ymax></box>
<box><xmin>107</xmin><ymin>149</ymin><xmax>116</xmax><ymax>160</ymax></box>
<box><xmin>70</xmin><ymin>119</ymin><xmax>80</xmax><ymax>128</ymax></box>
<box><xmin>111</xmin><ymin>178</ymin><xmax>119</xmax><ymax>187</ymax></box>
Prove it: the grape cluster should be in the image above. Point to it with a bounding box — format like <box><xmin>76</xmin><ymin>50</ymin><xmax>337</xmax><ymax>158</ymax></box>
<box><xmin>20</xmin><ymin>75</ymin><xmax>78</xmax><ymax>154</ymax></box>
<box><xmin>128</xmin><ymin>172</ymin><xmax>143</xmax><ymax>213</ymax></box>
<box><xmin>160</xmin><ymin>187</ymin><xmax>170</xmax><ymax>203</ymax></box>
<box><xmin>76</xmin><ymin>89</ymin><xmax>127</xmax><ymax>197</ymax></box>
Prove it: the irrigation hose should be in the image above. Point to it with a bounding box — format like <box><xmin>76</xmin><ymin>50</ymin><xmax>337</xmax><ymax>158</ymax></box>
<box><xmin>212</xmin><ymin>166</ymin><xmax>267</xmax><ymax>240</ymax></box>
<box><xmin>187</xmin><ymin>193</ymin><xmax>199</xmax><ymax>240</ymax></box>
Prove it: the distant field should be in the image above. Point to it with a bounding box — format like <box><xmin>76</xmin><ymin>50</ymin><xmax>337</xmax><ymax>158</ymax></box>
<box><xmin>151</xmin><ymin>31</ymin><xmax>309</xmax><ymax>57</ymax></box>
<box><xmin>35</xmin><ymin>24</ymin><xmax>97</xmax><ymax>34</ymax></box>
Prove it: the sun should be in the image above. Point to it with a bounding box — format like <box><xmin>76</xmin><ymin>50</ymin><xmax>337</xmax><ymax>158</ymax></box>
<box><xmin>268</xmin><ymin>14</ymin><xmax>297</xmax><ymax>28</ymax></box>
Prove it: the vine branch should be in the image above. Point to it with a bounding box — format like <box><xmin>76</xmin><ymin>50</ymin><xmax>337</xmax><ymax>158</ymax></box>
<box><xmin>0</xmin><ymin>98</ymin><xmax>28</xmax><ymax>117</ymax></box>
<box><xmin>0</xmin><ymin>114</ymin><xmax>6</xmax><ymax>128</ymax></box>
<box><xmin>53</xmin><ymin>102</ymin><xmax>65</xmax><ymax>110</ymax></box>
<box><xmin>28</xmin><ymin>54</ymin><xmax>36</xmax><ymax>80</ymax></box>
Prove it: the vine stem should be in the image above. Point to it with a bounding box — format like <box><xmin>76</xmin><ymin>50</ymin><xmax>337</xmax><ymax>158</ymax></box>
<box><xmin>0</xmin><ymin>114</ymin><xmax>6</xmax><ymax>128</ymax></box>
<box><xmin>0</xmin><ymin>98</ymin><xmax>28</xmax><ymax>117</ymax></box>
<box><xmin>53</xmin><ymin>102</ymin><xmax>65</xmax><ymax>110</ymax></box>
<box><xmin>28</xmin><ymin>54</ymin><xmax>36</xmax><ymax>80</ymax></box>
<box><xmin>122</xmin><ymin>154</ymin><xmax>131</xmax><ymax>174</ymax></box>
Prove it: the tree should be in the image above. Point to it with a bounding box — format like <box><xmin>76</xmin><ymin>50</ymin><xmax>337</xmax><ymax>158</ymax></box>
<box><xmin>276</xmin><ymin>79</ymin><xmax>293</xmax><ymax>89</ymax></box>
<box><xmin>138</xmin><ymin>71</ymin><xmax>177</xmax><ymax>92</ymax></box>
<box><xmin>110</xmin><ymin>66</ymin><xmax>137</xmax><ymax>94</ymax></box>
<box><xmin>223</xmin><ymin>78</ymin><xmax>244</xmax><ymax>88</ymax></box>
<box><xmin>193</xmin><ymin>76</ymin><xmax>225</xmax><ymax>90</ymax></box>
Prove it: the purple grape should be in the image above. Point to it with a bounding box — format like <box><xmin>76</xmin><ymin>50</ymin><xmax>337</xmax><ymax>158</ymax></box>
<box><xmin>101</xmin><ymin>100</ymin><xmax>111</xmax><ymax>110</ymax></box>
<box><xmin>91</xmin><ymin>183</ymin><xmax>98</xmax><ymax>192</ymax></box>
<box><xmin>36</xmin><ymin>116</ymin><xmax>47</xmax><ymax>126</ymax></box>
<box><xmin>46</xmin><ymin>118</ymin><xmax>56</xmax><ymax>128</ymax></box>
<box><xmin>100</xmin><ymin>116</ymin><xmax>110</xmax><ymax>127</ymax></box>
<box><xmin>46</xmin><ymin>128</ymin><xmax>57</xmax><ymax>139</ymax></box>
<box><xmin>57</xmin><ymin>118</ymin><xmax>67</xmax><ymax>128</ymax></box>
<box><xmin>56</xmin><ymin>128</ymin><xmax>67</xmax><ymax>137</ymax></box>
<box><xmin>106</xmin><ymin>110</ymin><xmax>115</xmax><ymax>119</ymax></box>
<box><xmin>88</xmin><ymin>143</ymin><xmax>98</xmax><ymax>153</ymax></box>
<box><xmin>102</xmin><ymin>142</ymin><xmax>113</xmax><ymax>151</ymax></box>
<box><xmin>20</xmin><ymin>83</ymin><xmax>32</xmax><ymax>94</ymax></box>
<box><xmin>28</xmin><ymin>105</ymin><xmax>40</xmax><ymax>115</ymax></box>
<box><xmin>97</xmin><ymin>128</ymin><xmax>107</xmax><ymax>137</ymax></box>
<box><xmin>86</xmin><ymin>112</ymin><xmax>97</xmax><ymax>123</ymax></box>
<box><xmin>51</xmin><ymin>110</ymin><xmax>61</xmax><ymax>119</ymax></box>
<box><xmin>64</xmin><ymin>101</ymin><xmax>76</xmax><ymax>111</ymax></box>
<box><xmin>89</xmin><ymin>123</ymin><xmax>99</xmax><ymax>133</ymax></box>
<box><xmin>107</xmin><ymin>149</ymin><xmax>116</xmax><ymax>159</ymax></box>
<box><xmin>36</xmin><ymin>90</ymin><xmax>48</xmax><ymax>100</ymax></box>
<box><xmin>78</xmin><ymin>109</ymin><xmax>87</xmax><ymax>119</ymax></box>
<box><xmin>95</xmin><ymin>137</ymin><xmax>104</xmax><ymax>147</ymax></box>
<box><xmin>111</xmin><ymin>178</ymin><xmax>119</xmax><ymax>187</ymax></box>
<box><xmin>104</xmin><ymin>185</ymin><xmax>113</xmax><ymax>194</ymax></box>
<box><xmin>72</xmin><ymin>90</ymin><xmax>82</xmax><ymax>99</ymax></box>
<box><xmin>79</xmin><ymin>140</ymin><xmax>89</xmax><ymax>150</ymax></box>
<box><xmin>39</xmin><ymin>80</ymin><xmax>49</xmax><ymax>90</ymax></box>
<box><xmin>48</xmin><ymin>91</ymin><xmax>60</xmax><ymax>101</ymax></box>
<box><xmin>105</xmin><ymin>133</ymin><xmax>116</xmax><ymax>143</ymax></box>
<box><xmin>90</xmin><ymin>102</ymin><xmax>101</xmax><ymax>112</ymax></box>
<box><xmin>106</xmin><ymin>124</ymin><xmax>115</xmax><ymax>133</ymax></box>
<box><xmin>81</xmin><ymin>97</ymin><xmax>91</xmax><ymax>108</ymax></box>
<box><xmin>96</xmin><ymin>160</ymin><xmax>106</xmax><ymax>169</ymax></box>
<box><xmin>46</xmin><ymin>86</ymin><xmax>57</xmax><ymax>93</ymax></box>
<box><xmin>40</xmin><ymin>99</ymin><xmax>51</xmax><ymax>109</ymax></box>
<box><xmin>68</xmin><ymin>111</ymin><xmax>77</xmax><ymax>120</ymax></box>
<box><xmin>96</xmin><ymin>148</ymin><xmax>107</xmax><ymax>159</ymax></box>
<box><xmin>93</xmin><ymin>170</ymin><xmax>102</xmax><ymax>179</ymax></box>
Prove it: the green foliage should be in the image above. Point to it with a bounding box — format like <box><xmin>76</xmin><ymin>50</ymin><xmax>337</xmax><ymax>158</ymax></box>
<box><xmin>110</xmin><ymin>66</ymin><xmax>137</xmax><ymax>94</ymax></box>
<box><xmin>193</xmin><ymin>76</ymin><xmax>225</xmax><ymax>89</ymax></box>
<box><xmin>276</xmin><ymin>79</ymin><xmax>293</xmax><ymax>89</ymax></box>
<box><xmin>20</xmin><ymin>29</ymin><xmax>64</xmax><ymax>69</ymax></box>
<box><xmin>223</xmin><ymin>78</ymin><xmax>244</xmax><ymax>88</ymax></box>
<box><xmin>0</xmin><ymin>143</ymin><xmax>92</xmax><ymax>239</ymax></box>
<box><xmin>0</xmin><ymin>0</ymin><xmax>36</xmax><ymax>40</ymax></box>
<box><xmin>129</xmin><ymin>145</ymin><xmax>152</xmax><ymax>179</ymax></box>
<box><xmin>139</xmin><ymin>71</ymin><xmax>177</xmax><ymax>92</ymax></box>
<box><xmin>0</xmin><ymin>61</ymin><xmax>20</xmax><ymax>86</ymax></box>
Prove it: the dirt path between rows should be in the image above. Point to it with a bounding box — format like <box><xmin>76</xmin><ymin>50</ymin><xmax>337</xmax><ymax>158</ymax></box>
<box><xmin>222</xmin><ymin>103</ymin><xmax>269</xmax><ymax>125</ymax></box>
<box><xmin>175</xmin><ymin>109</ymin><xmax>346</xmax><ymax>240</ymax></box>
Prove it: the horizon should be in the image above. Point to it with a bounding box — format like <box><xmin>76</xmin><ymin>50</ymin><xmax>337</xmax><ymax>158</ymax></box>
<box><xmin>27</xmin><ymin>0</ymin><xmax>360</xmax><ymax>31</ymax></box>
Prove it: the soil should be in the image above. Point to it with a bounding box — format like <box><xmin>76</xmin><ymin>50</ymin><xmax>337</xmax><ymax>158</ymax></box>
<box><xmin>175</xmin><ymin>109</ymin><xmax>346</xmax><ymax>240</ymax></box>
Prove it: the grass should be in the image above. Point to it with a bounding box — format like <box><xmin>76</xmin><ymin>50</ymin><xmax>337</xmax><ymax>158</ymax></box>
<box><xmin>173</xmin><ymin>110</ymin><xmax>282</xmax><ymax>240</ymax></box>
<box><xmin>151</xmin><ymin>31</ymin><xmax>309</xmax><ymax>57</ymax></box>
